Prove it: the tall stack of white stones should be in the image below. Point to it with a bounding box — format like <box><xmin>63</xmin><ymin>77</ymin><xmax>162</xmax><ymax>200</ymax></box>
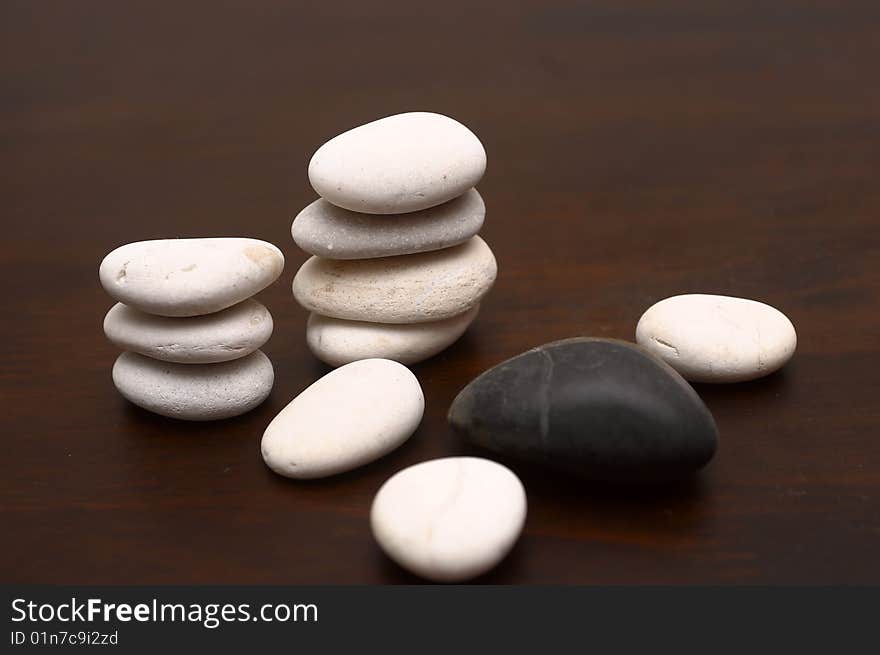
<box><xmin>99</xmin><ymin>237</ymin><xmax>284</xmax><ymax>420</ymax></box>
<box><xmin>291</xmin><ymin>112</ymin><xmax>497</xmax><ymax>366</ymax></box>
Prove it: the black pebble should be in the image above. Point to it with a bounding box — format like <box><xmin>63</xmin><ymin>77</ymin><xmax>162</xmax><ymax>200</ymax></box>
<box><xmin>448</xmin><ymin>337</ymin><xmax>718</xmax><ymax>482</ymax></box>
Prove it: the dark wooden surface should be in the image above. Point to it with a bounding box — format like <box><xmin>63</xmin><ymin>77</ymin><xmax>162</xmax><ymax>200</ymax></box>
<box><xmin>2</xmin><ymin>0</ymin><xmax>878</xmax><ymax>584</ymax></box>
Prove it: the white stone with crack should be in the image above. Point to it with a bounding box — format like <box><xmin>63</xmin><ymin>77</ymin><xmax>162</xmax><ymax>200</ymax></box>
<box><xmin>306</xmin><ymin>305</ymin><xmax>479</xmax><ymax>367</ymax></box>
<box><xmin>370</xmin><ymin>457</ymin><xmax>527</xmax><ymax>582</ymax></box>
<box><xmin>99</xmin><ymin>238</ymin><xmax>284</xmax><ymax>317</ymax></box>
<box><xmin>261</xmin><ymin>359</ymin><xmax>424</xmax><ymax>479</ymax></box>
<box><xmin>308</xmin><ymin>112</ymin><xmax>486</xmax><ymax>214</ymax></box>
<box><xmin>292</xmin><ymin>188</ymin><xmax>485</xmax><ymax>259</ymax></box>
<box><xmin>103</xmin><ymin>299</ymin><xmax>273</xmax><ymax>364</ymax></box>
<box><xmin>636</xmin><ymin>293</ymin><xmax>797</xmax><ymax>383</ymax></box>
<box><xmin>292</xmin><ymin>236</ymin><xmax>496</xmax><ymax>324</ymax></box>
<box><xmin>112</xmin><ymin>350</ymin><xmax>274</xmax><ymax>420</ymax></box>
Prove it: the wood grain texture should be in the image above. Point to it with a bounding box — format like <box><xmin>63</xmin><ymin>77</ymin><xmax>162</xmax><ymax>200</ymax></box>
<box><xmin>1</xmin><ymin>0</ymin><xmax>878</xmax><ymax>584</ymax></box>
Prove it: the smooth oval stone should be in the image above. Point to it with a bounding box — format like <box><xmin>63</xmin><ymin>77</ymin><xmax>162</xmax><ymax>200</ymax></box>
<box><xmin>306</xmin><ymin>305</ymin><xmax>479</xmax><ymax>367</ymax></box>
<box><xmin>103</xmin><ymin>300</ymin><xmax>273</xmax><ymax>364</ymax></box>
<box><xmin>636</xmin><ymin>294</ymin><xmax>797</xmax><ymax>383</ymax></box>
<box><xmin>292</xmin><ymin>188</ymin><xmax>485</xmax><ymax>259</ymax></box>
<box><xmin>292</xmin><ymin>236</ymin><xmax>496</xmax><ymax>324</ymax></box>
<box><xmin>308</xmin><ymin>112</ymin><xmax>486</xmax><ymax>214</ymax></box>
<box><xmin>112</xmin><ymin>350</ymin><xmax>274</xmax><ymax>420</ymax></box>
<box><xmin>371</xmin><ymin>457</ymin><xmax>526</xmax><ymax>582</ymax></box>
<box><xmin>99</xmin><ymin>238</ymin><xmax>284</xmax><ymax>317</ymax></box>
<box><xmin>448</xmin><ymin>338</ymin><xmax>718</xmax><ymax>483</ymax></box>
<box><xmin>261</xmin><ymin>359</ymin><xmax>424</xmax><ymax>479</ymax></box>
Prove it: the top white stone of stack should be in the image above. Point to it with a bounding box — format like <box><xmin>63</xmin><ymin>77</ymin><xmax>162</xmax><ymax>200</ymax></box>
<box><xmin>308</xmin><ymin>112</ymin><xmax>486</xmax><ymax>215</ymax></box>
<box><xmin>99</xmin><ymin>237</ymin><xmax>284</xmax><ymax>317</ymax></box>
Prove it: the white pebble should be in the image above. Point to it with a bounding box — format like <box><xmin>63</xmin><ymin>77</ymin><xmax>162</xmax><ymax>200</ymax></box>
<box><xmin>636</xmin><ymin>293</ymin><xmax>797</xmax><ymax>383</ymax></box>
<box><xmin>261</xmin><ymin>359</ymin><xmax>424</xmax><ymax>479</ymax></box>
<box><xmin>371</xmin><ymin>457</ymin><xmax>527</xmax><ymax>582</ymax></box>
<box><xmin>103</xmin><ymin>299</ymin><xmax>273</xmax><ymax>363</ymax></box>
<box><xmin>308</xmin><ymin>112</ymin><xmax>486</xmax><ymax>214</ymax></box>
<box><xmin>292</xmin><ymin>236</ymin><xmax>496</xmax><ymax>324</ymax></box>
<box><xmin>99</xmin><ymin>238</ymin><xmax>284</xmax><ymax>317</ymax></box>
<box><xmin>306</xmin><ymin>306</ymin><xmax>479</xmax><ymax>367</ymax></box>
<box><xmin>292</xmin><ymin>188</ymin><xmax>485</xmax><ymax>259</ymax></box>
<box><xmin>112</xmin><ymin>350</ymin><xmax>274</xmax><ymax>420</ymax></box>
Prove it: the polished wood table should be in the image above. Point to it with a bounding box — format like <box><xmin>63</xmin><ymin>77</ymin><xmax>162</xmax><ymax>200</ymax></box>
<box><xmin>2</xmin><ymin>0</ymin><xmax>878</xmax><ymax>584</ymax></box>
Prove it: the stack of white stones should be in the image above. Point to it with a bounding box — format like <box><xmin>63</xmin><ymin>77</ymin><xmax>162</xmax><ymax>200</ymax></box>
<box><xmin>99</xmin><ymin>238</ymin><xmax>284</xmax><ymax>420</ymax></box>
<box><xmin>291</xmin><ymin>112</ymin><xmax>497</xmax><ymax>367</ymax></box>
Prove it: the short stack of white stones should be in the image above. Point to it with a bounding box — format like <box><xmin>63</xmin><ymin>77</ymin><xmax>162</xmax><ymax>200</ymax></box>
<box><xmin>291</xmin><ymin>112</ymin><xmax>497</xmax><ymax>366</ymax></box>
<box><xmin>99</xmin><ymin>238</ymin><xmax>284</xmax><ymax>420</ymax></box>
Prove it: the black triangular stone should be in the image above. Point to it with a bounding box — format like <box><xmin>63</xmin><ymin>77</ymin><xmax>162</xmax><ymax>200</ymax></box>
<box><xmin>448</xmin><ymin>337</ymin><xmax>718</xmax><ymax>482</ymax></box>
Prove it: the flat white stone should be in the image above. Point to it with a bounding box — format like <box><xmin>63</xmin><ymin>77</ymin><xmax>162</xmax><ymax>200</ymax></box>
<box><xmin>112</xmin><ymin>350</ymin><xmax>274</xmax><ymax>420</ymax></box>
<box><xmin>371</xmin><ymin>457</ymin><xmax>527</xmax><ymax>582</ymax></box>
<box><xmin>292</xmin><ymin>188</ymin><xmax>485</xmax><ymax>259</ymax></box>
<box><xmin>261</xmin><ymin>359</ymin><xmax>424</xmax><ymax>479</ymax></box>
<box><xmin>308</xmin><ymin>112</ymin><xmax>486</xmax><ymax>214</ymax></box>
<box><xmin>636</xmin><ymin>294</ymin><xmax>797</xmax><ymax>383</ymax></box>
<box><xmin>103</xmin><ymin>299</ymin><xmax>273</xmax><ymax>364</ymax></box>
<box><xmin>99</xmin><ymin>238</ymin><xmax>284</xmax><ymax>317</ymax></box>
<box><xmin>307</xmin><ymin>305</ymin><xmax>479</xmax><ymax>367</ymax></box>
<box><xmin>292</xmin><ymin>236</ymin><xmax>496</xmax><ymax>324</ymax></box>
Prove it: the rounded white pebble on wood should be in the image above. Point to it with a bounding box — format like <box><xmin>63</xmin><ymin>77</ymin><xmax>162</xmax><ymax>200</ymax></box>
<box><xmin>99</xmin><ymin>238</ymin><xmax>284</xmax><ymax>317</ymax></box>
<box><xmin>112</xmin><ymin>350</ymin><xmax>274</xmax><ymax>420</ymax></box>
<box><xmin>292</xmin><ymin>188</ymin><xmax>486</xmax><ymax>259</ymax></box>
<box><xmin>292</xmin><ymin>236</ymin><xmax>496</xmax><ymax>324</ymax></box>
<box><xmin>306</xmin><ymin>305</ymin><xmax>479</xmax><ymax>367</ymax></box>
<box><xmin>308</xmin><ymin>112</ymin><xmax>486</xmax><ymax>214</ymax></box>
<box><xmin>636</xmin><ymin>293</ymin><xmax>797</xmax><ymax>383</ymax></box>
<box><xmin>103</xmin><ymin>299</ymin><xmax>273</xmax><ymax>363</ymax></box>
<box><xmin>370</xmin><ymin>457</ymin><xmax>527</xmax><ymax>582</ymax></box>
<box><xmin>261</xmin><ymin>359</ymin><xmax>424</xmax><ymax>479</ymax></box>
